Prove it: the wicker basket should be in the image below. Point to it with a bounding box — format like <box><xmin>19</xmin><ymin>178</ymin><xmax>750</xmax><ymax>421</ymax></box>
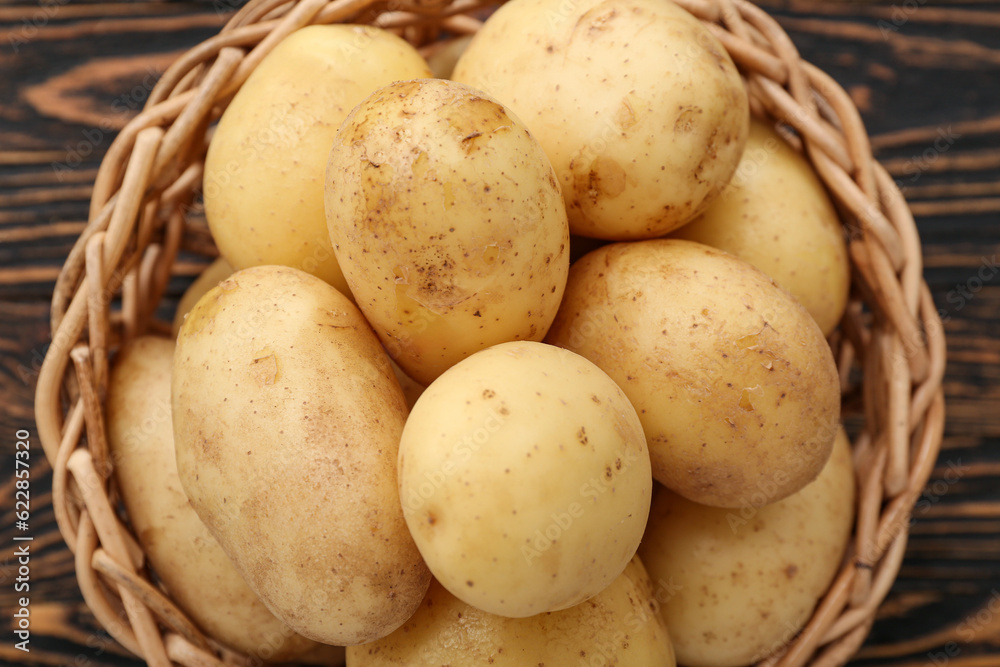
<box><xmin>33</xmin><ymin>0</ymin><xmax>947</xmax><ymax>664</ymax></box>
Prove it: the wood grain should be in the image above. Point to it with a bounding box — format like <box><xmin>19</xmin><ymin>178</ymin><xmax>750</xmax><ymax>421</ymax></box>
<box><xmin>1</xmin><ymin>0</ymin><xmax>998</xmax><ymax>665</ymax></box>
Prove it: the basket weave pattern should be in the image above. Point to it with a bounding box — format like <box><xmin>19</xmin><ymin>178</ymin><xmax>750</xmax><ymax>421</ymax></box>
<box><xmin>34</xmin><ymin>0</ymin><xmax>947</xmax><ymax>664</ymax></box>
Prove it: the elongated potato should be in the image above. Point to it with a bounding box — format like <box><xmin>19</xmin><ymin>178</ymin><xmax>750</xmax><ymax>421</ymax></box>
<box><xmin>107</xmin><ymin>336</ymin><xmax>319</xmax><ymax>662</ymax></box>
<box><xmin>670</xmin><ymin>119</ymin><xmax>850</xmax><ymax>336</ymax></box>
<box><xmin>639</xmin><ymin>428</ymin><xmax>855</xmax><ymax>667</ymax></box>
<box><xmin>326</xmin><ymin>79</ymin><xmax>569</xmax><ymax>385</ymax></box>
<box><xmin>348</xmin><ymin>557</ymin><xmax>675</xmax><ymax>666</ymax></box>
<box><xmin>453</xmin><ymin>0</ymin><xmax>748</xmax><ymax>239</ymax></box>
<box><xmin>398</xmin><ymin>341</ymin><xmax>651</xmax><ymax>618</ymax></box>
<box><xmin>205</xmin><ymin>25</ymin><xmax>431</xmax><ymax>295</ymax></box>
<box><xmin>545</xmin><ymin>240</ymin><xmax>840</xmax><ymax>508</ymax></box>
<box><xmin>172</xmin><ymin>265</ymin><xmax>430</xmax><ymax>645</ymax></box>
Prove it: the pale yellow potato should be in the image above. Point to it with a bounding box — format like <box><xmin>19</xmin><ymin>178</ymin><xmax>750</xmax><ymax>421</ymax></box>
<box><xmin>106</xmin><ymin>336</ymin><xmax>319</xmax><ymax>662</ymax></box>
<box><xmin>425</xmin><ymin>34</ymin><xmax>473</xmax><ymax>79</ymax></box>
<box><xmin>348</xmin><ymin>557</ymin><xmax>675</xmax><ymax>666</ymax></box>
<box><xmin>172</xmin><ymin>257</ymin><xmax>234</xmax><ymax>336</ymax></box>
<box><xmin>398</xmin><ymin>340</ymin><xmax>651</xmax><ymax>618</ymax></box>
<box><xmin>452</xmin><ymin>0</ymin><xmax>749</xmax><ymax>239</ymax></box>
<box><xmin>670</xmin><ymin>118</ymin><xmax>850</xmax><ymax>336</ymax></box>
<box><xmin>638</xmin><ymin>428</ymin><xmax>855</xmax><ymax>667</ymax></box>
<box><xmin>172</xmin><ymin>265</ymin><xmax>430</xmax><ymax>645</ymax></box>
<box><xmin>204</xmin><ymin>25</ymin><xmax>431</xmax><ymax>296</ymax></box>
<box><xmin>545</xmin><ymin>240</ymin><xmax>840</xmax><ymax>508</ymax></box>
<box><xmin>326</xmin><ymin>79</ymin><xmax>570</xmax><ymax>385</ymax></box>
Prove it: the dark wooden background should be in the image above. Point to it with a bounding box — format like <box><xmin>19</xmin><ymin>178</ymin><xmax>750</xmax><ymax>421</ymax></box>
<box><xmin>1</xmin><ymin>0</ymin><xmax>998</xmax><ymax>665</ymax></box>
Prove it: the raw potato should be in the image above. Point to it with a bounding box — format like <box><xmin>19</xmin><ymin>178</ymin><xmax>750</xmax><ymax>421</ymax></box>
<box><xmin>106</xmin><ymin>337</ymin><xmax>320</xmax><ymax>662</ymax></box>
<box><xmin>398</xmin><ymin>341</ymin><xmax>651</xmax><ymax>618</ymax></box>
<box><xmin>545</xmin><ymin>240</ymin><xmax>840</xmax><ymax>508</ymax></box>
<box><xmin>670</xmin><ymin>118</ymin><xmax>850</xmax><ymax>336</ymax></box>
<box><xmin>425</xmin><ymin>34</ymin><xmax>473</xmax><ymax>79</ymax></box>
<box><xmin>452</xmin><ymin>0</ymin><xmax>749</xmax><ymax>239</ymax></box>
<box><xmin>347</xmin><ymin>557</ymin><xmax>676</xmax><ymax>666</ymax></box>
<box><xmin>326</xmin><ymin>79</ymin><xmax>570</xmax><ymax>385</ymax></box>
<box><xmin>638</xmin><ymin>428</ymin><xmax>856</xmax><ymax>667</ymax></box>
<box><xmin>172</xmin><ymin>257</ymin><xmax>233</xmax><ymax>335</ymax></box>
<box><xmin>204</xmin><ymin>25</ymin><xmax>431</xmax><ymax>296</ymax></box>
<box><xmin>172</xmin><ymin>265</ymin><xmax>430</xmax><ymax>645</ymax></box>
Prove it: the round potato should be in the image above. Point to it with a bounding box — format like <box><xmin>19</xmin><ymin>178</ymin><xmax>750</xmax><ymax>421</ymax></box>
<box><xmin>398</xmin><ymin>341</ymin><xmax>651</xmax><ymax>618</ymax></box>
<box><xmin>172</xmin><ymin>265</ymin><xmax>430</xmax><ymax>645</ymax></box>
<box><xmin>670</xmin><ymin>118</ymin><xmax>850</xmax><ymax>335</ymax></box>
<box><xmin>348</xmin><ymin>557</ymin><xmax>675</xmax><ymax>666</ymax></box>
<box><xmin>638</xmin><ymin>427</ymin><xmax>855</xmax><ymax>667</ymax></box>
<box><xmin>545</xmin><ymin>239</ymin><xmax>840</xmax><ymax>508</ymax></box>
<box><xmin>204</xmin><ymin>25</ymin><xmax>431</xmax><ymax>295</ymax></box>
<box><xmin>326</xmin><ymin>78</ymin><xmax>570</xmax><ymax>385</ymax></box>
<box><xmin>107</xmin><ymin>337</ymin><xmax>319</xmax><ymax>662</ymax></box>
<box><xmin>453</xmin><ymin>0</ymin><xmax>749</xmax><ymax>239</ymax></box>
<box><xmin>172</xmin><ymin>257</ymin><xmax>233</xmax><ymax>336</ymax></box>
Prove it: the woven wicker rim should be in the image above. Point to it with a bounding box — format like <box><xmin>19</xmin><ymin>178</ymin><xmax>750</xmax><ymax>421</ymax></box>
<box><xmin>33</xmin><ymin>0</ymin><xmax>947</xmax><ymax>664</ymax></box>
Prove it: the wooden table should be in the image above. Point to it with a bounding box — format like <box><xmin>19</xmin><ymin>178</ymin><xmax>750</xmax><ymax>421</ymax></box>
<box><xmin>1</xmin><ymin>0</ymin><xmax>998</xmax><ymax>665</ymax></box>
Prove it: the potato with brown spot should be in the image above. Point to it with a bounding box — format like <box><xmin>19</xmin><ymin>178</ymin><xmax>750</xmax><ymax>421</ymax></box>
<box><xmin>453</xmin><ymin>0</ymin><xmax>749</xmax><ymax>239</ymax></box>
<box><xmin>172</xmin><ymin>265</ymin><xmax>430</xmax><ymax>645</ymax></box>
<box><xmin>106</xmin><ymin>336</ymin><xmax>327</xmax><ymax>662</ymax></box>
<box><xmin>326</xmin><ymin>79</ymin><xmax>570</xmax><ymax>385</ymax></box>
<box><xmin>398</xmin><ymin>341</ymin><xmax>650</xmax><ymax>618</ymax></box>
<box><xmin>347</xmin><ymin>557</ymin><xmax>675</xmax><ymax>665</ymax></box>
<box><xmin>638</xmin><ymin>428</ymin><xmax>855</xmax><ymax>667</ymax></box>
<box><xmin>544</xmin><ymin>239</ymin><xmax>840</xmax><ymax>508</ymax></box>
<box><xmin>669</xmin><ymin>118</ymin><xmax>850</xmax><ymax>336</ymax></box>
<box><xmin>204</xmin><ymin>25</ymin><xmax>431</xmax><ymax>296</ymax></box>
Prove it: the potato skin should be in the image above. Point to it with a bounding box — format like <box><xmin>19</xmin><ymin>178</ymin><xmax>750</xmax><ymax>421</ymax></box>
<box><xmin>325</xmin><ymin>78</ymin><xmax>570</xmax><ymax>386</ymax></box>
<box><xmin>172</xmin><ymin>265</ymin><xmax>430</xmax><ymax>646</ymax></box>
<box><xmin>544</xmin><ymin>239</ymin><xmax>840</xmax><ymax>508</ymax></box>
<box><xmin>638</xmin><ymin>428</ymin><xmax>855</xmax><ymax>667</ymax></box>
<box><xmin>204</xmin><ymin>25</ymin><xmax>431</xmax><ymax>295</ymax></box>
<box><xmin>347</xmin><ymin>557</ymin><xmax>675</xmax><ymax>666</ymax></box>
<box><xmin>670</xmin><ymin>118</ymin><xmax>850</xmax><ymax>336</ymax></box>
<box><xmin>453</xmin><ymin>0</ymin><xmax>749</xmax><ymax>239</ymax></box>
<box><xmin>398</xmin><ymin>341</ymin><xmax>651</xmax><ymax>618</ymax></box>
<box><xmin>172</xmin><ymin>257</ymin><xmax>233</xmax><ymax>336</ymax></box>
<box><xmin>107</xmin><ymin>337</ymin><xmax>318</xmax><ymax>661</ymax></box>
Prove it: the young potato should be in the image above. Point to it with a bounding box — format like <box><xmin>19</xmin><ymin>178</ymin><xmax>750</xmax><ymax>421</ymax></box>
<box><xmin>204</xmin><ymin>25</ymin><xmax>431</xmax><ymax>296</ymax></box>
<box><xmin>172</xmin><ymin>266</ymin><xmax>430</xmax><ymax>646</ymax></box>
<box><xmin>545</xmin><ymin>240</ymin><xmax>840</xmax><ymax>508</ymax></box>
<box><xmin>670</xmin><ymin>118</ymin><xmax>850</xmax><ymax>336</ymax></box>
<box><xmin>638</xmin><ymin>428</ymin><xmax>856</xmax><ymax>667</ymax></box>
<box><xmin>326</xmin><ymin>79</ymin><xmax>570</xmax><ymax>385</ymax></box>
<box><xmin>348</xmin><ymin>557</ymin><xmax>676</xmax><ymax>666</ymax></box>
<box><xmin>106</xmin><ymin>337</ymin><xmax>320</xmax><ymax>662</ymax></box>
<box><xmin>452</xmin><ymin>0</ymin><xmax>749</xmax><ymax>240</ymax></box>
<box><xmin>425</xmin><ymin>34</ymin><xmax>473</xmax><ymax>79</ymax></box>
<box><xmin>398</xmin><ymin>341</ymin><xmax>651</xmax><ymax>618</ymax></box>
<box><xmin>171</xmin><ymin>257</ymin><xmax>233</xmax><ymax>336</ymax></box>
